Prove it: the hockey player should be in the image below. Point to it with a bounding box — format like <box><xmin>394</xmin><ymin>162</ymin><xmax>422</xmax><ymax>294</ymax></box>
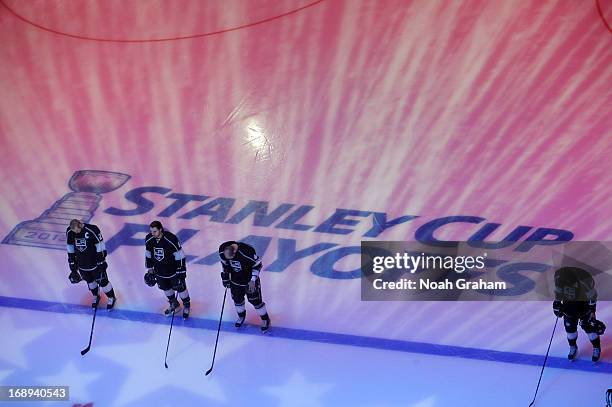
<box><xmin>219</xmin><ymin>241</ymin><xmax>271</xmax><ymax>332</ymax></box>
<box><xmin>553</xmin><ymin>266</ymin><xmax>605</xmax><ymax>362</ymax></box>
<box><xmin>66</xmin><ymin>219</ymin><xmax>117</xmax><ymax>309</ymax></box>
<box><xmin>144</xmin><ymin>221</ymin><xmax>191</xmax><ymax>318</ymax></box>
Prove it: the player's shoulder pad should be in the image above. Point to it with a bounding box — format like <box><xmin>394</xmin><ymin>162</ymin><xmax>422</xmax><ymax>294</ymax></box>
<box><xmin>164</xmin><ymin>231</ymin><xmax>181</xmax><ymax>245</ymax></box>
<box><xmin>84</xmin><ymin>223</ymin><xmax>100</xmax><ymax>232</ymax></box>
<box><xmin>238</xmin><ymin>242</ymin><xmax>256</xmax><ymax>252</ymax></box>
<box><xmin>145</xmin><ymin>233</ymin><xmax>153</xmax><ymax>242</ymax></box>
<box><xmin>238</xmin><ymin>242</ymin><xmax>257</xmax><ymax>257</ymax></box>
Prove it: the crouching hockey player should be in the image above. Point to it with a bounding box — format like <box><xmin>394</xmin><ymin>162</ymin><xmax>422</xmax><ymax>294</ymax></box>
<box><xmin>144</xmin><ymin>221</ymin><xmax>191</xmax><ymax>318</ymax></box>
<box><xmin>66</xmin><ymin>219</ymin><xmax>117</xmax><ymax>309</ymax></box>
<box><xmin>219</xmin><ymin>241</ymin><xmax>271</xmax><ymax>332</ymax></box>
<box><xmin>553</xmin><ymin>266</ymin><xmax>606</xmax><ymax>362</ymax></box>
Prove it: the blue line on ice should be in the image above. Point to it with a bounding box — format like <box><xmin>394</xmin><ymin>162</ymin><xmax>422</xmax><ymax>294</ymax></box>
<box><xmin>0</xmin><ymin>295</ymin><xmax>609</xmax><ymax>374</ymax></box>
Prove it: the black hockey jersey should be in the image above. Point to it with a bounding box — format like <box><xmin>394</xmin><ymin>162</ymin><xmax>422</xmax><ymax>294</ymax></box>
<box><xmin>145</xmin><ymin>231</ymin><xmax>186</xmax><ymax>278</ymax></box>
<box><xmin>554</xmin><ymin>267</ymin><xmax>597</xmax><ymax>303</ymax></box>
<box><xmin>554</xmin><ymin>266</ymin><xmax>597</xmax><ymax>314</ymax></box>
<box><xmin>66</xmin><ymin>223</ymin><xmax>106</xmax><ymax>272</ymax></box>
<box><xmin>219</xmin><ymin>241</ymin><xmax>262</xmax><ymax>285</ymax></box>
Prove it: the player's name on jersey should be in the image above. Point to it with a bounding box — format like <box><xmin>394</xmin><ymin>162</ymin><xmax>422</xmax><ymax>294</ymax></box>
<box><xmin>371</xmin><ymin>278</ymin><xmax>507</xmax><ymax>291</ymax></box>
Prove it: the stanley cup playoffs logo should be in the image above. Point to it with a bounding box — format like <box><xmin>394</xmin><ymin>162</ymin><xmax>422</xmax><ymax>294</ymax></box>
<box><xmin>2</xmin><ymin>170</ymin><xmax>130</xmax><ymax>250</ymax></box>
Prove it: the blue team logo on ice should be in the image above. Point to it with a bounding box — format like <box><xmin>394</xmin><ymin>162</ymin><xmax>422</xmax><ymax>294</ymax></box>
<box><xmin>154</xmin><ymin>248</ymin><xmax>165</xmax><ymax>261</ymax></box>
<box><xmin>75</xmin><ymin>238</ymin><xmax>87</xmax><ymax>252</ymax></box>
<box><xmin>229</xmin><ymin>260</ymin><xmax>242</xmax><ymax>272</ymax></box>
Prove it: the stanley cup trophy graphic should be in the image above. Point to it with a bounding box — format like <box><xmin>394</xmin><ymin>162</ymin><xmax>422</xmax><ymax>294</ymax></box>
<box><xmin>2</xmin><ymin>170</ymin><xmax>130</xmax><ymax>250</ymax></box>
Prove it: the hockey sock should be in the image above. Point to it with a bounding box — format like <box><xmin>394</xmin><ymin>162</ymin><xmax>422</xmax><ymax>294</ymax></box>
<box><xmin>178</xmin><ymin>289</ymin><xmax>190</xmax><ymax>308</ymax></box>
<box><xmin>88</xmin><ymin>282</ymin><xmax>99</xmax><ymax>297</ymax></box>
<box><xmin>235</xmin><ymin>301</ymin><xmax>246</xmax><ymax>316</ymax></box>
<box><xmin>255</xmin><ymin>304</ymin><xmax>269</xmax><ymax>320</ymax></box>
<box><xmin>101</xmin><ymin>282</ymin><xmax>115</xmax><ymax>298</ymax></box>
<box><xmin>164</xmin><ymin>289</ymin><xmax>177</xmax><ymax>304</ymax></box>
<box><xmin>589</xmin><ymin>333</ymin><xmax>600</xmax><ymax>348</ymax></box>
<box><xmin>567</xmin><ymin>332</ymin><xmax>577</xmax><ymax>347</ymax></box>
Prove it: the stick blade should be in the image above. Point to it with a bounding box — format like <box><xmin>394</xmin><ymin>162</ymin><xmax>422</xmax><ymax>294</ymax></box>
<box><xmin>80</xmin><ymin>347</ymin><xmax>90</xmax><ymax>356</ymax></box>
<box><xmin>164</xmin><ymin>362</ymin><xmax>169</xmax><ymax>369</ymax></box>
<box><xmin>205</xmin><ymin>368</ymin><xmax>213</xmax><ymax>376</ymax></box>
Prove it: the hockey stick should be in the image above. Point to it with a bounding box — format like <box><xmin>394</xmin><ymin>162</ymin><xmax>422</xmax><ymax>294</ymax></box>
<box><xmin>528</xmin><ymin>316</ymin><xmax>559</xmax><ymax>406</ymax></box>
<box><xmin>164</xmin><ymin>295</ymin><xmax>178</xmax><ymax>369</ymax></box>
<box><xmin>80</xmin><ymin>277</ymin><xmax>102</xmax><ymax>356</ymax></box>
<box><xmin>205</xmin><ymin>287</ymin><xmax>228</xmax><ymax>376</ymax></box>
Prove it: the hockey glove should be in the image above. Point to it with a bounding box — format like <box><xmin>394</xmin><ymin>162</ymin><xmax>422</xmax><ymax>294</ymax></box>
<box><xmin>68</xmin><ymin>270</ymin><xmax>82</xmax><ymax>284</ymax></box>
<box><xmin>552</xmin><ymin>300</ymin><xmax>563</xmax><ymax>318</ymax></box>
<box><xmin>96</xmin><ymin>262</ymin><xmax>108</xmax><ymax>274</ymax></box>
<box><xmin>144</xmin><ymin>271</ymin><xmax>157</xmax><ymax>287</ymax></box>
<box><xmin>588</xmin><ymin>300</ymin><xmax>597</xmax><ymax>314</ymax></box>
<box><xmin>221</xmin><ymin>272</ymin><xmax>230</xmax><ymax>288</ymax></box>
